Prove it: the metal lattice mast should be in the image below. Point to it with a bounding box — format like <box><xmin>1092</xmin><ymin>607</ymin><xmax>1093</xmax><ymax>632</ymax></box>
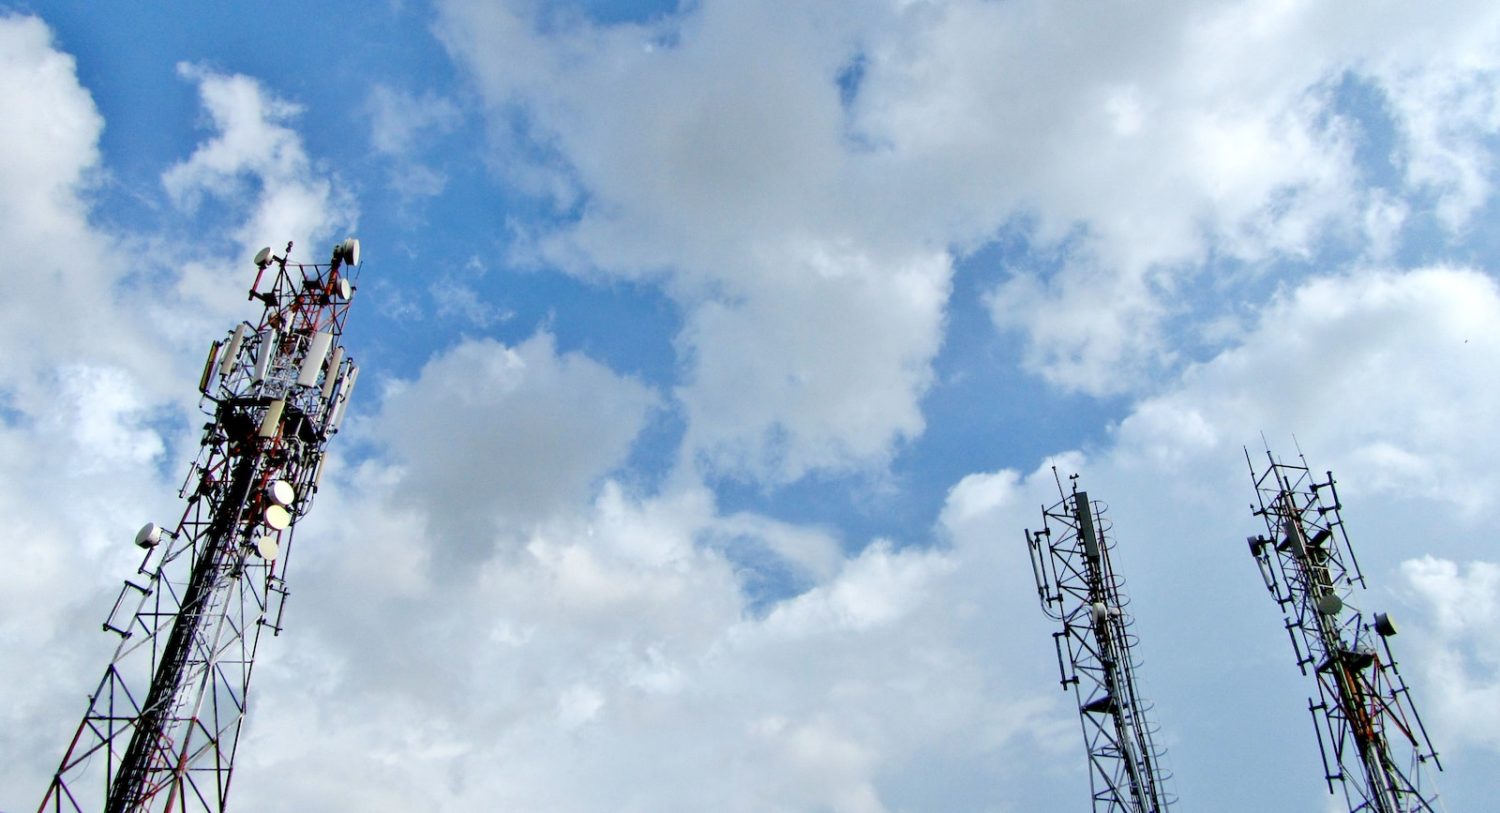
<box><xmin>39</xmin><ymin>240</ymin><xmax>364</xmax><ymax>813</ymax></box>
<box><xmin>1026</xmin><ymin>472</ymin><xmax>1173</xmax><ymax>813</ymax></box>
<box><xmin>1245</xmin><ymin>448</ymin><xmax>1441</xmax><ymax>813</ymax></box>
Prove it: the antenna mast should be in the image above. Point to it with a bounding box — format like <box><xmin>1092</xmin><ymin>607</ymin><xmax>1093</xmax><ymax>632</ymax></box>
<box><xmin>1244</xmin><ymin>449</ymin><xmax>1441</xmax><ymax>812</ymax></box>
<box><xmin>1026</xmin><ymin>473</ymin><xmax>1173</xmax><ymax>812</ymax></box>
<box><xmin>39</xmin><ymin>239</ymin><xmax>364</xmax><ymax>813</ymax></box>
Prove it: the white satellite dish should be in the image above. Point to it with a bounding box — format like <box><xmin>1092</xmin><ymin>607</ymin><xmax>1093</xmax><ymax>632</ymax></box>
<box><xmin>264</xmin><ymin>504</ymin><xmax>291</xmax><ymax>531</ymax></box>
<box><xmin>135</xmin><ymin>522</ymin><xmax>163</xmax><ymax>549</ymax></box>
<box><xmin>254</xmin><ymin>535</ymin><xmax>280</xmax><ymax>561</ymax></box>
<box><xmin>1090</xmin><ymin>602</ymin><xmax>1108</xmax><ymax>623</ymax></box>
<box><xmin>337</xmin><ymin>277</ymin><xmax>352</xmax><ymax>299</ymax></box>
<box><xmin>254</xmin><ymin>246</ymin><xmax>273</xmax><ymax>268</ymax></box>
<box><xmin>1316</xmin><ymin>592</ymin><xmax>1343</xmax><ymax>616</ymax></box>
<box><xmin>267</xmin><ymin>480</ymin><xmax>296</xmax><ymax>507</ymax></box>
<box><xmin>341</xmin><ymin>237</ymin><xmax>360</xmax><ymax>267</ymax></box>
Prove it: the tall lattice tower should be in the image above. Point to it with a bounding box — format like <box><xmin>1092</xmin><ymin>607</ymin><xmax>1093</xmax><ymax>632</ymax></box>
<box><xmin>39</xmin><ymin>240</ymin><xmax>363</xmax><ymax>813</ymax></box>
<box><xmin>1026</xmin><ymin>472</ymin><xmax>1173</xmax><ymax>813</ymax></box>
<box><xmin>1245</xmin><ymin>448</ymin><xmax>1441</xmax><ymax>813</ymax></box>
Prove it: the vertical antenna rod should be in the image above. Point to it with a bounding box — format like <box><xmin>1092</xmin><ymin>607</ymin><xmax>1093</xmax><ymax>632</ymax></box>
<box><xmin>1244</xmin><ymin>448</ymin><xmax>1441</xmax><ymax>812</ymax></box>
<box><xmin>39</xmin><ymin>239</ymin><xmax>364</xmax><ymax>813</ymax></box>
<box><xmin>1026</xmin><ymin>472</ymin><xmax>1173</xmax><ymax>813</ymax></box>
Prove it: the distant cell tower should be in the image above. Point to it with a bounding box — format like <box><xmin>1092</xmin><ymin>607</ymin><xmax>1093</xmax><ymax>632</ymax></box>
<box><xmin>1245</xmin><ymin>449</ymin><xmax>1441</xmax><ymax>813</ymax></box>
<box><xmin>1026</xmin><ymin>472</ymin><xmax>1173</xmax><ymax>813</ymax></box>
<box><xmin>39</xmin><ymin>240</ymin><xmax>364</xmax><ymax>813</ymax></box>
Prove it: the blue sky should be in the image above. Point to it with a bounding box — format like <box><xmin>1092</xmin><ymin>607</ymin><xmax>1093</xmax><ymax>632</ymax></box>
<box><xmin>4</xmin><ymin>1</ymin><xmax>1500</xmax><ymax>810</ymax></box>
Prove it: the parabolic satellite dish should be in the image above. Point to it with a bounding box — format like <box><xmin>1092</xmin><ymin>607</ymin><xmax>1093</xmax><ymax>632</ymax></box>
<box><xmin>340</xmin><ymin>237</ymin><xmax>360</xmax><ymax>267</ymax></box>
<box><xmin>267</xmin><ymin>480</ymin><xmax>295</xmax><ymax>507</ymax></box>
<box><xmin>263</xmin><ymin>504</ymin><xmax>291</xmax><ymax>531</ymax></box>
<box><xmin>135</xmin><ymin>522</ymin><xmax>163</xmax><ymax>549</ymax></box>
<box><xmin>254</xmin><ymin>535</ymin><xmax>280</xmax><ymax>561</ymax></box>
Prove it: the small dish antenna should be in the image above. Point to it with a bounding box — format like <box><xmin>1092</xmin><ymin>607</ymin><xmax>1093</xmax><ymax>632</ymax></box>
<box><xmin>1316</xmin><ymin>592</ymin><xmax>1343</xmax><ymax>616</ymax></box>
<box><xmin>266</xmin><ymin>480</ymin><xmax>296</xmax><ymax>507</ymax></box>
<box><xmin>263</xmin><ymin>504</ymin><xmax>291</xmax><ymax>531</ymax></box>
<box><xmin>1373</xmin><ymin>612</ymin><xmax>1398</xmax><ymax>637</ymax></box>
<box><xmin>337</xmin><ymin>277</ymin><xmax>352</xmax><ymax>299</ymax></box>
<box><xmin>339</xmin><ymin>237</ymin><xmax>360</xmax><ymax>267</ymax></box>
<box><xmin>253</xmin><ymin>246</ymin><xmax>273</xmax><ymax>268</ymax></box>
<box><xmin>254</xmin><ymin>535</ymin><xmax>280</xmax><ymax>561</ymax></box>
<box><xmin>135</xmin><ymin>522</ymin><xmax>163</xmax><ymax>549</ymax></box>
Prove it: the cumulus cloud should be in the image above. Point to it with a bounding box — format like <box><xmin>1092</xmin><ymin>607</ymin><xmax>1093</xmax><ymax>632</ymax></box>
<box><xmin>441</xmin><ymin>0</ymin><xmax>1500</xmax><ymax>407</ymax></box>
<box><xmin>229</xmin><ymin>466</ymin><xmax>1059</xmax><ymax>813</ymax></box>
<box><xmin>911</xmin><ymin>0</ymin><xmax>1499</xmax><ymax>391</ymax></box>
<box><xmin>1400</xmin><ymin>557</ymin><xmax>1500</xmax><ymax>751</ymax></box>
<box><xmin>368</xmin><ymin>84</ymin><xmax>462</xmax><ymax>157</ymax></box>
<box><xmin>436</xmin><ymin>0</ymin><xmax>955</xmax><ymax>482</ymax></box>
<box><xmin>1113</xmin><ymin>265</ymin><xmax>1500</xmax><ymax>513</ymax></box>
<box><xmin>0</xmin><ymin>14</ymin><xmax>151</xmax><ymax>383</ymax></box>
<box><xmin>675</xmin><ymin>245</ymin><xmax>950</xmax><ymax>481</ymax></box>
<box><xmin>367</xmin><ymin>331</ymin><xmax>661</xmax><ymax>569</ymax></box>
<box><xmin>366</xmin><ymin>84</ymin><xmax>462</xmax><ymax>201</ymax></box>
<box><xmin>165</xmin><ymin>63</ymin><xmax>357</xmax><ymax>280</ymax></box>
<box><xmin>9</xmin><ymin>5</ymin><xmax>1500</xmax><ymax>813</ymax></box>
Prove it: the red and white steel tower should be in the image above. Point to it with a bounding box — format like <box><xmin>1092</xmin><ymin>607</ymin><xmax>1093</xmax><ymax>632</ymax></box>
<box><xmin>1245</xmin><ymin>449</ymin><xmax>1441</xmax><ymax>813</ymax></box>
<box><xmin>1026</xmin><ymin>472</ymin><xmax>1173</xmax><ymax>813</ymax></box>
<box><xmin>39</xmin><ymin>240</ymin><xmax>363</xmax><ymax>813</ymax></box>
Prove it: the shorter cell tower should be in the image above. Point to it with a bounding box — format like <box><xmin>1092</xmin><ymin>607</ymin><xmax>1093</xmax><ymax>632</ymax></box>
<box><xmin>39</xmin><ymin>240</ymin><xmax>362</xmax><ymax>813</ymax></box>
<box><xmin>1245</xmin><ymin>448</ymin><xmax>1440</xmax><ymax>813</ymax></box>
<box><xmin>1026</xmin><ymin>472</ymin><xmax>1172</xmax><ymax>813</ymax></box>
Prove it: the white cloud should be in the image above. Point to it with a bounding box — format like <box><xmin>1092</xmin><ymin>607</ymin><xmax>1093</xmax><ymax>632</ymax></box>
<box><xmin>0</xmin><ymin>14</ymin><xmax>154</xmax><ymax>385</ymax></box>
<box><xmin>228</xmin><ymin>468</ymin><xmax>1056</xmax><ymax>812</ymax></box>
<box><xmin>435</xmin><ymin>0</ymin><xmax>1500</xmax><ymax>465</ymax></box>
<box><xmin>675</xmin><ymin>244</ymin><xmax>950</xmax><ymax>481</ymax></box>
<box><xmin>443</xmin><ymin>0</ymin><xmax>1500</xmax><ymax>404</ymax></box>
<box><xmin>164</xmin><ymin>63</ymin><xmax>356</xmax><ymax>268</ymax></box>
<box><xmin>1365</xmin><ymin>2</ymin><xmax>1500</xmax><ymax>232</ymax></box>
<box><xmin>366</xmin><ymin>84</ymin><xmax>462</xmax><ymax>201</ymax></box>
<box><xmin>430</xmin><ymin>273</ymin><xmax>513</xmax><ymax>327</ymax></box>
<box><xmin>1400</xmin><ymin>557</ymin><xmax>1500</xmax><ymax>752</ymax></box>
<box><xmin>758</xmin><ymin>540</ymin><xmax>953</xmax><ymax>636</ymax></box>
<box><xmin>368</xmin><ymin>84</ymin><xmax>462</xmax><ymax>156</ymax></box>
<box><xmin>436</xmin><ymin>1</ymin><xmax>954</xmax><ymax>483</ymax></box>
<box><xmin>0</xmin><ymin>15</ymin><xmax>101</xmax><ymax>229</ymax></box>
<box><xmin>369</xmin><ymin>332</ymin><xmax>661</xmax><ymax>566</ymax></box>
<box><xmin>9</xmin><ymin>6</ymin><xmax>1500</xmax><ymax>812</ymax></box>
<box><xmin>1113</xmin><ymin>265</ymin><xmax>1500</xmax><ymax>513</ymax></box>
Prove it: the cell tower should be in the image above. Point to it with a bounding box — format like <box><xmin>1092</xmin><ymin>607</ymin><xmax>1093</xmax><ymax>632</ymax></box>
<box><xmin>1245</xmin><ymin>449</ymin><xmax>1441</xmax><ymax>813</ymax></box>
<box><xmin>39</xmin><ymin>240</ymin><xmax>363</xmax><ymax>813</ymax></box>
<box><xmin>1025</xmin><ymin>472</ymin><xmax>1172</xmax><ymax>813</ymax></box>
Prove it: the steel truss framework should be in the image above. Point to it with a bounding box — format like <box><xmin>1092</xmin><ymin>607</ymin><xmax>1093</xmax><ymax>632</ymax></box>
<box><xmin>40</xmin><ymin>241</ymin><xmax>362</xmax><ymax>813</ymax></box>
<box><xmin>1027</xmin><ymin>474</ymin><xmax>1172</xmax><ymax>813</ymax></box>
<box><xmin>1246</xmin><ymin>449</ymin><xmax>1441</xmax><ymax>813</ymax></box>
